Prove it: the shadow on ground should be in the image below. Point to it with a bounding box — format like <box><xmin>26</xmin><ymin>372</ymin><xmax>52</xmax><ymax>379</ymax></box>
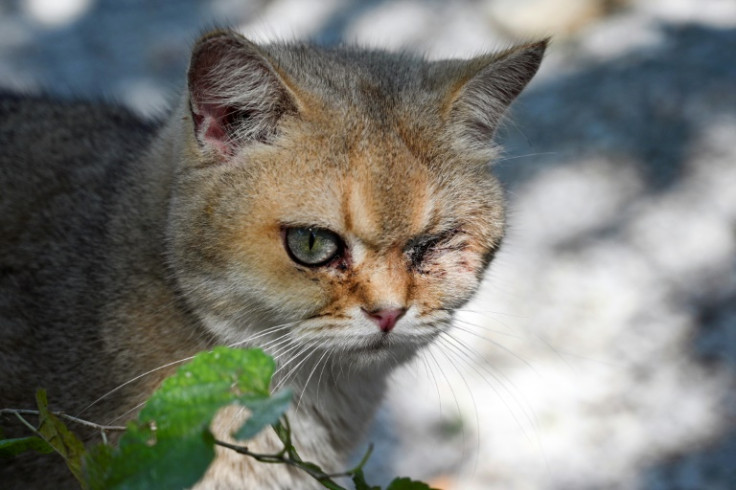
<box><xmin>498</xmin><ymin>23</ymin><xmax>736</xmax><ymax>191</ymax></box>
<box><xmin>494</xmin><ymin>22</ymin><xmax>736</xmax><ymax>488</ymax></box>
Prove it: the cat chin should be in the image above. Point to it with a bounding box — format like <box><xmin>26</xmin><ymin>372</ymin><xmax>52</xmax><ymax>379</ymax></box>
<box><xmin>336</xmin><ymin>344</ymin><xmax>419</xmax><ymax>371</ymax></box>
<box><xmin>330</xmin><ymin>333</ymin><xmax>433</xmax><ymax>369</ymax></box>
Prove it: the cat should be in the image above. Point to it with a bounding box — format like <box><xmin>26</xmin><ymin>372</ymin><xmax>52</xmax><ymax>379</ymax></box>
<box><xmin>0</xmin><ymin>29</ymin><xmax>545</xmax><ymax>488</ymax></box>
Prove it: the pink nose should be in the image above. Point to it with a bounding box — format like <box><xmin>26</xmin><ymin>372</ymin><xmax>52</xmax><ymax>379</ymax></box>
<box><xmin>362</xmin><ymin>307</ymin><xmax>406</xmax><ymax>333</ymax></box>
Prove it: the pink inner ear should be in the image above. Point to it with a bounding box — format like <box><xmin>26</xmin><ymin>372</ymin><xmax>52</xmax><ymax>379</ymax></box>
<box><xmin>193</xmin><ymin>102</ymin><xmax>233</xmax><ymax>157</ymax></box>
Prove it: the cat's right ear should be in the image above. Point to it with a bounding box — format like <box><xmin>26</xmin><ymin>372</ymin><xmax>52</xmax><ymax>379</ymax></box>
<box><xmin>187</xmin><ymin>31</ymin><xmax>299</xmax><ymax>159</ymax></box>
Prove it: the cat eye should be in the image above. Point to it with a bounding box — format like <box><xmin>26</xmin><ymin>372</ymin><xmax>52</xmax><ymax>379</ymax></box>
<box><xmin>284</xmin><ymin>227</ymin><xmax>343</xmax><ymax>267</ymax></box>
<box><xmin>406</xmin><ymin>229</ymin><xmax>460</xmax><ymax>268</ymax></box>
<box><xmin>406</xmin><ymin>235</ymin><xmax>441</xmax><ymax>268</ymax></box>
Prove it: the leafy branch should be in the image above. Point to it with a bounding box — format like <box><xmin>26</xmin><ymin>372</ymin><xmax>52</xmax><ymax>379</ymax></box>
<box><xmin>213</xmin><ymin>415</ymin><xmax>388</xmax><ymax>490</ymax></box>
<box><xmin>0</xmin><ymin>407</ymin><xmax>125</xmax><ymax>443</ymax></box>
<box><xmin>0</xmin><ymin>390</ymin><xmax>92</xmax><ymax>488</ymax></box>
<box><xmin>1</xmin><ymin>347</ymin><xmax>434</xmax><ymax>490</ymax></box>
<box><xmin>213</xmin><ymin>439</ymin><xmax>370</xmax><ymax>490</ymax></box>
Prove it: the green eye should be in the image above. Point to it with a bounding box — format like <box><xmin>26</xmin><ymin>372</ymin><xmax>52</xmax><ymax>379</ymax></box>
<box><xmin>284</xmin><ymin>227</ymin><xmax>342</xmax><ymax>266</ymax></box>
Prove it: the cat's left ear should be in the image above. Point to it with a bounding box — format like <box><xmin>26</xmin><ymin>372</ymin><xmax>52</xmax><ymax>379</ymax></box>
<box><xmin>187</xmin><ymin>30</ymin><xmax>300</xmax><ymax>159</ymax></box>
<box><xmin>444</xmin><ymin>40</ymin><xmax>547</xmax><ymax>149</ymax></box>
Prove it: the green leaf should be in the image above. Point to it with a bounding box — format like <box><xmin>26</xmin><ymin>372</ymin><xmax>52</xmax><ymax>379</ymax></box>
<box><xmin>88</xmin><ymin>347</ymin><xmax>281</xmax><ymax>490</ymax></box>
<box><xmin>0</xmin><ymin>436</ymin><xmax>54</xmax><ymax>457</ymax></box>
<box><xmin>35</xmin><ymin>389</ymin><xmax>88</xmax><ymax>488</ymax></box>
<box><xmin>83</xmin><ymin>443</ymin><xmax>114</xmax><ymax>489</ymax></box>
<box><xmin>234</xmin><ymin>388</ymin><xmax>292</xmax><ymax>440</ymax></box>
<box><xmin>352</xmin><ymin>467</ymin><xmax>380</xmax><ymax>490</ymax></box>
<box><xmin>386</xmin><ymin>477</ymin><xmax>435</xmax><ymax>490</ymax></box>
<box><xmin>99</xmin><ymin>427</ymin><xmax>216</xmax><ymax>490</ymax></box>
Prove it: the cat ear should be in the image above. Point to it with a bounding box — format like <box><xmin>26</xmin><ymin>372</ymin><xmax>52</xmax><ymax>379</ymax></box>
<box><xmin>187</xmin><ymin>31</ymin><xmax>299</xmax><ymax>158</ymax></box>
<box><xmin>444</xmin><ymin>40</ymin><xmax>547</xmax><ymax>150</ymax></box>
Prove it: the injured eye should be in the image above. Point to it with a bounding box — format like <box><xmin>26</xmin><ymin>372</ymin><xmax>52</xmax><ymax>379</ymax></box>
<box><xmin>284</xmin><ymin>227</ymin><xmax>343</xmax><ymax>267</ymax></box>
<box><xmin>405</xmin><ymin>228</ymin><xmax>462</xmax><ymax>268</ymax></box>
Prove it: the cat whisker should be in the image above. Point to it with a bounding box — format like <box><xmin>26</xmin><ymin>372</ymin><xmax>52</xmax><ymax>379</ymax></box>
<box><xmin>294</xmin><ymin>348</ymin><xmax>330</xmax><ymax>415</ymax></box>
<box><xmin>285</xmin><ymin>345</ymin><xmax>320</xmax><ymax>385</ymax></box>
<box><xmin>414</xmin><ymin>347</ymin><xmax>444</xmax><ymax>416</ymax></box>
<box><xmin>314</xmin><ymin>348</ymin><xmax>334</xmax><ymax>401</ymax></box>
<box><xmin>452</xmin><ymin>316</ymin><xmax>578</xmax><ymax>374</ymax></box>
<box><xmin>452</xmin><ymin>317</ymin><xmax>525</xmax><ymax>340</ymax></box>
<box><xmin>404</xmin><ymin>326</ymin><xmax>450</xmax><ymax>408</ymax></box>
<box><xmin>106</xmin><ymin>399</ymin><xmax>147</xmax><ymax>426</ymax></box>
<box><xmin>270</xmin><ymin>337</ymin><xmax>304</xmax><ymax>364</ymax></box>
<box><xmin>225</xmin><ymin>321</ymin><xmax>298</xmax><ymax>349</ymax></box>
<box><xmin>80</xmin><ymin>321</ymin><xmax>297</xmax><ymax>418</ymax></box>
<box><xmin>272</xmin><ymin>344</ymin><xmax>314</xmax><ymax>393</ymax></box>
<box><xmin>494</xmin><ymin>151</ymin><xmax>558</xmax><ymax>164</ymax></box>
<box><xmin>439</xmin><ymin>332</ymin><xmax>550</xmax><ymax>470</ymax></box>
<box><xmin>329</xmin><ymin>346</ymin><xmax>346</xmax><ymax>386</ymax></box>
<box><xmin>79</xmin><ymin>356</ymin><xmax>196</xmax><ymax>417</ymax></box>
<box><xmin>453</xmin><ymin>307</ymin><xmax>520</xmax><ymax>331</ymax></box>
<box><xmin>421</xmin><ymin>345</ymin><xmax>469</xmax><ymax>455</ymax></box>
<box><xmin>455</xmin><ymin>307</ymin><xmax>528</xmax><ymax>319</ymax></box>
<box><xmin>255</xmin><ymin>331</ymin><xmax>296</xmax><ymax>358</ymax></box>
<box><xmin>451</xmin><ymin>320</ymin><xmax>525</xmax><ymax>340</ymax></box>
<box><xmin>438</xmin><ymin>332</ymin><xmax>540</xmax><ymax>446</ymax></box>
<box><xmin>432</xmin><ymin>338</ymin><xmax>481</xmax><ymax>472</ymax></box>
<box><xmin>451</xmin><ymin>319</ymin><xmax>546</xmax><ymax>376</ymax></box>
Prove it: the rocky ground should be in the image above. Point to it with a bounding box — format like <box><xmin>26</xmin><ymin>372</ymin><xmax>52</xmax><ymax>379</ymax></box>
<box><xmin>1</xmin><ymin>1</ymin><xmax>734</xmax><ymax>488</ymax></box>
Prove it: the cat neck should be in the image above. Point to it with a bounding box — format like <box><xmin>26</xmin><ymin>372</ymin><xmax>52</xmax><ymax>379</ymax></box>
<box><xmin>279</xmin><ymin>355</ymin><xmax>390</xmax><ymax>459</ymax></box>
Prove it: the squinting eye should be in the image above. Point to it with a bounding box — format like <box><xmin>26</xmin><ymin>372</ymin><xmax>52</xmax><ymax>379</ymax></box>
<box><xmin>284</xmin><ymin>227</ymin><xmax>342</xmax><ymax>267</ymax></box>
<box><xmin>406</xmin><ymin>234</ymin><xmax>442</xmax><ymax>268</ymax></box>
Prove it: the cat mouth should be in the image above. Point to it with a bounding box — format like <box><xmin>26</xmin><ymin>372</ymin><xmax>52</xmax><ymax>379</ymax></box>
<box><xmin>354</xmin><ymin>334</ymin><xmax>391</xmax><ymax>353</ymax></box>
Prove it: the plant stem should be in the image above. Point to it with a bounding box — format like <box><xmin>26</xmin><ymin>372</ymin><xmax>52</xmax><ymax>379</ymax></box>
<box><xmin>213</xmin><ymin>439</ymin><xmax>353</xmax><ymax>490</ymax></box>
<box><xmin>0</xmin><ymin>408</ymin><xmax>126</xmax><ymax>432</ymax></box>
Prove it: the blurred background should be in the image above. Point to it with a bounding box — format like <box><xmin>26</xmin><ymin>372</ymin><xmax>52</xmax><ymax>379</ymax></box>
<box><xmin>1</xmin><ymin>0</ymin><xmax>734</xmax><ymax>488</ymax></box>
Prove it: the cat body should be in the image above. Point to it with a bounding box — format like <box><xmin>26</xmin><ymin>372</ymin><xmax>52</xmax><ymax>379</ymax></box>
<box><xmin>0</xmin><ymin>31</ymin><xmax>545</xmax><ymax>488</ymax></box>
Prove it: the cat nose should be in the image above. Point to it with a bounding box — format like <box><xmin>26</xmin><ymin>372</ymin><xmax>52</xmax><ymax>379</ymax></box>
<box><xmin>362</xmin><ymin>307</ymin><xmax>406</xmax><ymax>333</ymax></box>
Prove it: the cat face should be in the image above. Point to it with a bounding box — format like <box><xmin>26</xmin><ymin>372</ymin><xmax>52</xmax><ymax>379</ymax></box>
<box><xmin>172</xmin><ymin>125</ymin><xmax>502</xmax><ymax>367</ymax></box>
<box><xmin>168</xmin><ymin>31</ymin><xmax>544</xmax><ymax>368</ymax></box>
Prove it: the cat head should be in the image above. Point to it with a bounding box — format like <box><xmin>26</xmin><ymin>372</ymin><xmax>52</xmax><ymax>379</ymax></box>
<box><xmin>168</xmin><ymin>30</ymin><xmax>545</xmax><ymax>370</ymax></box>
